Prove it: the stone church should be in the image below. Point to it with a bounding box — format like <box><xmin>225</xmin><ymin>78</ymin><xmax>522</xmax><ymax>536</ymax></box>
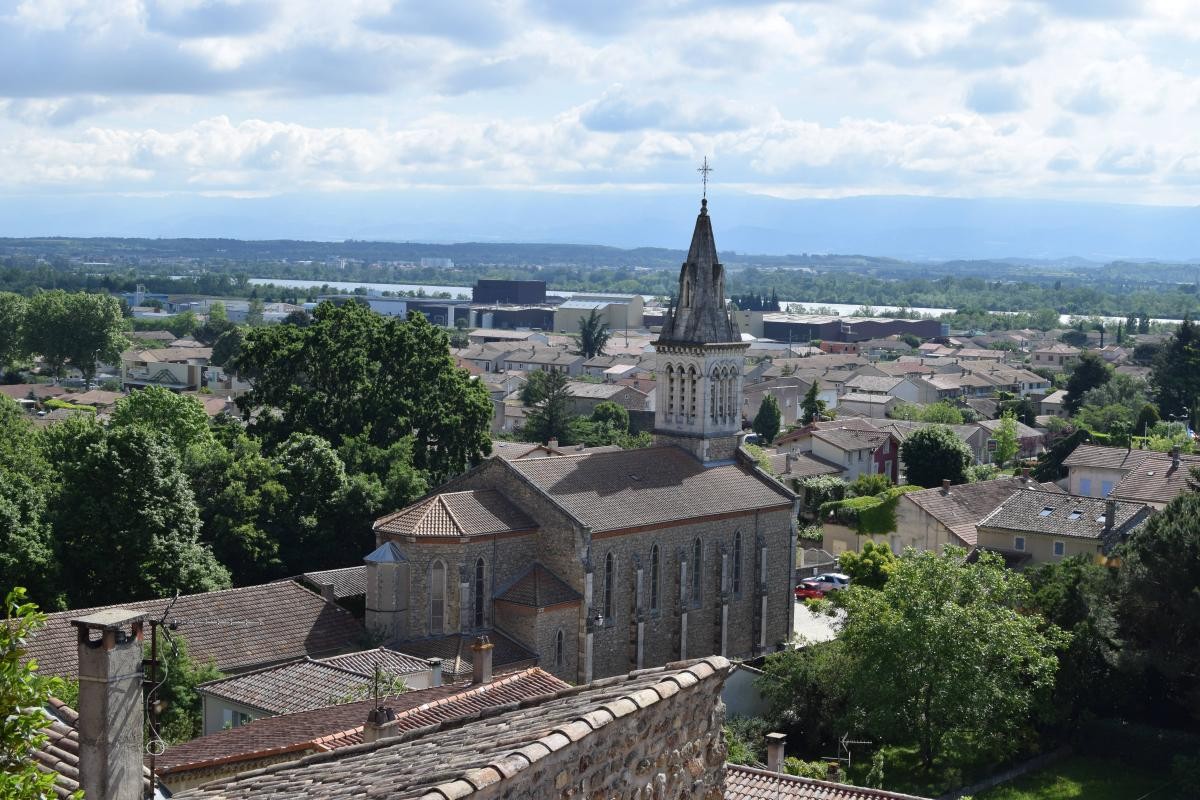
<box><xmin>364</xmin><ymin>198</ymin><xmax>798</xmax><ymax>684</ymax></box>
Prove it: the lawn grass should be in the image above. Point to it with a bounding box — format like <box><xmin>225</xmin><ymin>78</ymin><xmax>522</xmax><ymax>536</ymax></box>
<box><xmin>975</xmin><ymin>755</ymin><xmax>1170</xmax><ymax>800</ymax></box>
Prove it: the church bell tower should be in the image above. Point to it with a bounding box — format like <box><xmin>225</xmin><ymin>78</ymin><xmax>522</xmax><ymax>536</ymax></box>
<box><xmin>654</xmin><ymin>196</ymin><xmax>749</xmax><ymax>463</ymax></box>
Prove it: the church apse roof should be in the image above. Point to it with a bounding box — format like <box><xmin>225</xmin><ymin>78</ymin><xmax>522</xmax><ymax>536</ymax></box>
<box><xmin>504</xmin><ymin>446</ymin><xmax>792</xmax><ymax>533</ymax></box>
<box><xmin>374</xmin><ymin>489</ymin><xmax>537</xmax><ymax>540</ymax></box>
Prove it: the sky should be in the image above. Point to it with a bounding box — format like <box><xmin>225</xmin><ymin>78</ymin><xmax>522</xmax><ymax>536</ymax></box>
<box><xmin>1</xmin><ymin>0</ymin><xmax>1199</xmax><ymax>243</ymax></box>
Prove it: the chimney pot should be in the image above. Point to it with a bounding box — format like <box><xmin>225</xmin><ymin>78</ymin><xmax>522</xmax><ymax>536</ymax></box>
<box><xmin>428</xmin><ymin>657</ymin><xmax>443</xmax><ymax>687</ymax></box>
<box><xmin>1021</xmin><ymin>467</ymin><xmax>1031</xmax><ymax>481</ymax></box>
<box><xmin>765</xmin><ymin>732</ymin><xmax>787</xmax><ymax>773</ymax></box>
<box><xmin>471</xmin><ymin>635</ymin><xmax>494</xmax><ymax>684</ymax></box>
<box><xmin>826</xmin><ymin>761</ymin><xmax>840</xmax><ymax>781</ymax></box>
<box><xmin>1105</xmin><ymin>497</ymin><xmax>1117</xmax><ymax>534</ymax></box>
<box><xmin>1172</xmin><ymin>445</ymin><xmax>1181</xmax><ymax>467</ymax></box>
<box><xmin>71</xmin><ymin>609</ymin><xmax>147</xmax><ymax>800</ymax></box>
<box><xmin>547</xmin><ymin>437</ymin><xmax>559</xmax><ymax>449</ymax></box>
<box><xmin>942</xmin><ymin>478</ymin><xmax>951</xmax><ymax>493</ymax></box>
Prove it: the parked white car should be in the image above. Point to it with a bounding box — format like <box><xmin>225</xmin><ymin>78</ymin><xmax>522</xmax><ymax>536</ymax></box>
<box><xmin>800</xmin><ymin>573</ymin><xmax>852</xmax><ymax>592</ymax></box>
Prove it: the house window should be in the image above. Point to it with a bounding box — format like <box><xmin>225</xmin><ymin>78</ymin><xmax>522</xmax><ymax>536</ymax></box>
<box><xmin>732</xmin><ymin>531</ymin><xmax>743</xmax><ymax>597</ymax></box>
<box><xmin>1038</xmin><ymin>506</ymin><xmax>1055</xmax><ymax>517</ymax></box>
<box><xmin>430</xmin><ymin>560</ymin><xmax>446</xmax><ymax>635</ymax></box>
<box><xmin>1079</xmin><ymin>477</ymin><xmax>1093</xmax><ymax>496</ymax></box>
<box><xmin>474</xmin><ymin>558</ymin><xmax>486</xmax><ymax>629</ymax></box>
<box><xmin>649</xmin><ymin>544</ymin><xmax>660</xmax><ymax>612</ymax></box>
<box><xmin>603</xmin><ymin>552</ymin><xmax>614</xmax><ymax>623</ymax></box>
<box><xmin>555</xmin><ymin>629</ymin><xmax>564</xmax><ymax>667</ymax></box>
<box><xmin>1014</xmin><ymin>537</ymin><xmax>1026</xmax><ymax>552</ymax></box>
<box><xmin>1053</xmin><ymin>541</ymin><xmax>1066</xmax><ymax>557</ymax></box>
<box><xmin>691</xmin><ymin>538</ymin><xmax>703</xmax><ymax>608</ymax></box>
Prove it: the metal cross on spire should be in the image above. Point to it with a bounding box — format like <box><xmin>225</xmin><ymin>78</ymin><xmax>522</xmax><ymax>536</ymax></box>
<box><xmin>697</xmin><ymin>156</ymin><xmax>713</xmax><ymax>198</ymax></box>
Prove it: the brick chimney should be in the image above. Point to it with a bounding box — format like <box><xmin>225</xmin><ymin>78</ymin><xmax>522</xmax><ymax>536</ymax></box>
<box><xmin>471</xmin><ymin>635</ymin><xmax>493</xmax><ymax>684</ymax></box>
<box><xmin>941</xmin><ymin>478</ymin><xmax>951</xmax><ymax>493</ymax></box>
<box><xmin>70</xmin><ymin>609</ymin><xmax>147</xmax><ymax>800</ymax></box>
<box><xmin>1104</xmin><ymin>497</ymin><xmax>1117</xmax><ymax>536</ymax></box>
<box><xmin>362</xmin><ymin>705</ymin><xmax>396</xmax><ymax>744</ymax></box>
<box><xmin>1172</xmin><ymin>445</ymin><xmax>1181</xmax><ymax>468</ymax></box>
<box><xmin>547</xmin><ymin>437</ymin><xmax>559</xmax><ymax>449</ymax></box>
<box><xmin>765</xmin><ymin>732</ymin><xmax>787</xmax><ymax>773</ymax></box>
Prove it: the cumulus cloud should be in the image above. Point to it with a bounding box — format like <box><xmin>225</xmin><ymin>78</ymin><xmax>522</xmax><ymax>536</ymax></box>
<box><xmin>144</xmin><ymin>0</ymin><xmax>277</xmax><ymax>38</ymax></box>
<box><xmin>1095</xmin><ymin>145</ymin><xmax>1156</xmax><ymax>175</ymax></box>
<box><xmin>1058</xmin><ymin>78</ymin><xmax>1120</xmax><ymax>115</ymax></box>
<box><xmin>579</xmin><ymin>88</ymin><xmax>755</xmax><ymax>133</ymax></box>
<box><xmin>361</xmin><ymin>0</ymin><xmax>515</xmax><ymax>47</ymax></box>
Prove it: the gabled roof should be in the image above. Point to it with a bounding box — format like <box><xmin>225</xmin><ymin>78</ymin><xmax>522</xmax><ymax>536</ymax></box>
<box><xmin>979</xmin><ymin>489</ymin><xmax>1152</xmax><ymax>541</ymax></box>
<box><xmin>171</xmin><ymin>657</ymin><xmax>729</xmax><ymax>800</ymax></box>
<box><xmin>1112</xmin><ymin>450</ymin><xmax>1200</xmax><ymax>506</ymax></box>
<box><xmin>503</xmin><ymin>446</ymin><xmax>793</xmax><ymax>533</ymax></box>
<box><xmin>843</xmin><ymin>375</ymin><xmax>903</xmax><ymax>393</ymax></box>
<box><xmin>903</xmin><ymin>477</ymin><xmax>1062</xmax><ymax>546</ymax></box>
<box><xmin>27</xmin><ymin>581</ymin><xmax>364</xmax><ymax>679</ymax></box>
<box><xmin>811</xmin><ymin>426</ymin><xmax>892</xmax><ymax>452</ymax></box>
<box><xmin>838</xmin><ymin>392</ymin><xmax>898</xmax><ymax>405</ymax></box>
<box><xmin>373</xmin><ymin>489</ymin><xmax>537</xmax><ymax>539</ymax></box>
<box><xmin>494</xmin><ymin>563</ymin><xmax>581</xmax><ymax>608</ymax></box>
<box><xmin>767</xmin><ymin>451</ymin><xmax>844</xmax><ymax>480</ymax></box>
<box><xmin>1061</xmin><ymin>443</ymin><xmax>1149</xmax><ymax>471</ymax></box>
<box><xmin>158</xmin><ymin>667</ymin><xmax>570</xmax><ymax>779</ymax></box>
<box><xmin>725</xmin><ymin>765</ymin><xmax>932</xmax><ymax>800</ymax></box>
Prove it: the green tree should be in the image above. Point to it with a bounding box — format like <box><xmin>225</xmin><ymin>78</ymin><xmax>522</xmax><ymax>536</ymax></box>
<box><xmin>1117</xmin><ymin>490</ymin><xmax>1200</xmax><ymax>721</ymax></box>
<box><xmin>110</xmin><ymin>386</ymin><xmax>213</xmax><ymax>454</ymax></box>
<box><xmin>800</xmin><ymin>382</ymin><xmax>825</xmax><ymax>425</ymax></box>
<box><xmin>848</xmin><ymin>472</ymin><xmax>892</xmax><ymax>498</ymax></box>
<box><xmin>837</xmin><ymin>540</ymin><xmax>897</xmax><ymax>590</ymax></box>
<box><xmin>148</xmin><ymin>632</ymin><xmax>223</xmax><ymax>743</ymax></box>
<box><xmin>1064</xmin><ymin>352</ymin><xmax>1112</xmax><ymax>415</ymax></box>
<box><xmin>991</xmin><ymin>410</ymin><xmax>1019</xmax><ymax>468</ymax></box>
<box><xmin>900</xmin><ymin>425</ymin><xmax>973</xmax><ymax>488</ymax></box>
<box><xmin>23</xmin><ymin>291</ymin><xmax>127</xmax><ymax>383</ymax></box>
<box><xmin>39</xmin><ymin>418</ymin><xmax>230</xmax><ymax>606</ymax></box>
<box><xmin>520</xmin><ymin>369</ymin><xmax>552</xmax><ymax>405</ymax></box>
<box><xmin>753</xmin><ymin>394</ymin><xmax>782</xmax><ymax>444</ymax></box>
<box><xmin>757</xmin><ymin>641</ymin><xmax>848</xmax><ymax>754</ymax></box>
<box><xmin>522</xmin><ymin>369</ymin><xmax>576</xmax><ymax>445</ymax></box>
<box><xmin>0</xmin><ymin>292</ymin><xmax>28</xmax><ymax>371</ymax></box>
<box><xmin>210</xmin><ymin>326</ymin><xmax>245</xmax><ymax>367</ymax></box>
<box><xmin>1151</xmin><ymin>318</ymin><xmax>1200</xmax><ymax>425</ymax></box>
<box><xmin>232</xmin><ymin>302</ymin><xmax>491</xmax><ymax>485</ymax></box>
<box><xmin>0</xmin><ymin>588</ymin><xmax>75</xmax><ymax>799</ymax></box>
<box><xmin>0</xmin><ymin>398</ymin><xmax>60</xmax><ymax>608</ymax></box>
<box><xmin>1135</xmin><ymin>402</ymin><xmax>1160</xmax><ymax>437</ymax></box>
<box><xmin>921</xmin><ymin>402</ymin><xmax>965</xmax><ymax>425</ymax></box>
<box><xmin>245</xmin><ymin>297</ymin><xmax>265</xmax><ymax>327</ymax></box>
<box><xmin>578</xmin><ymin>309</ymin><xmax>611</xmax><ymax>359</ymax></box>
<box><xmin>591</xmin><ymin>401</ymin><xmax>629</xmax><ymax>433</ymax></box>
<box><xmin>840</xmin><ymin>548</ymin><xmax>1065</xmax><ymax>770</ymax></box>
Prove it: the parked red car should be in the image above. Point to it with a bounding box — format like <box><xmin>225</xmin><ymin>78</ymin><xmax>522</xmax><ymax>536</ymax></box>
<box><xmin>794</xmin><ymin>585</ymin><xmax>826</xmax><ymax>600</ymax></box>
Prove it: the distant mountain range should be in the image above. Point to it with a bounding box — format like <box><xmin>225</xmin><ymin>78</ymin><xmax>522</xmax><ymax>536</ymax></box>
<box><xmin>0</xmin><ymin>190</ymin><xmax>1197</xmax><ymax>262</ymax></box>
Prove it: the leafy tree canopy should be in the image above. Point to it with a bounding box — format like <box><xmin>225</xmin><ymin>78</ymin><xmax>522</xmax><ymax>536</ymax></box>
<box><xmin>900</xmin><ymin>425</ymin><xmax>973</xmax><ymax>488</ymax></box>
<box><xmin>578</xmin><ymin>309</ymin><xmax>611</xmax><ymax>359</ymax></box>
<box><xmin>110</xmin><ymin>386</ymin><xmax>213</xmax><ymax>455</ymax></box>
<box><xmin>1064</xmin><ymin>352</ymin><xmax>1112</xmax><ymax>415</ymax></box>
<box><xmin>753</xmin><ymin>394</ymin><xmax>782</xmax><ymax>444</ymax></box>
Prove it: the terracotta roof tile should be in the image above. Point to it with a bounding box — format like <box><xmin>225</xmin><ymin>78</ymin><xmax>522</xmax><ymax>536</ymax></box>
<box><xmin>505</xmin><ymin>447</ymin><xmax>792</xmax><ymax>532</ymax></box>
<box><xmin>171</xmin><ymin>657</ymin><xmax>730</xmax><ymax>800</ymax></box>
<box><xmin>27</xmin><ymin>581</ymin><xmax>364</xmax><ymax>679</ymax></box>
<box><xmin>158</xmin><ymin>668</ymin><xmax>570</xmax><ymax>778</ymax></box>
<box><xmin>725</xmin><ymin>765</ymin><xmax>933</xmax><ymax>800</ymax></box>
<box><xmin>32</xmin><ymin>698</ymin><xmax>152</xmax><ymax>799</ymax></box>
<box><xmin>298</xmin><ymin>566</ymin><xmax>367</xmax><ymax>600</ymax></box>
<box><xmin>494</xmin><ymin>563</ymin><xmax>581</xmax><ymax>608</ymax></box>
<box><xmin>374</xmin><ymin>490</ymin><xmax>537</xmax><ymax>539</ymax></box>
<box><xmin>1061</xmin><ymin>444</ymin><xmax>1149</xmax><ymax>470</ymax></box>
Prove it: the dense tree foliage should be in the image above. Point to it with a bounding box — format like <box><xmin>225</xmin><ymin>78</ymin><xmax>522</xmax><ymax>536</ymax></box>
<box><xmin>800</xmin><ymin>381</ymin><xmax>825</xmax><ymax>425</ymax></box>
<box><xmin>578</xmin><ymin>309</ymin><xmax>611</xmax><ymax>358</ymax></box>
<box><xmin>1151</xmin><ymin>318</ymin><xmax>1200</xmax><ymax>426</ymax></box>
<box><xmin>0</xmin><ymin>588</ymin><xmax>74</xmax><ymax>799</ymax></box>
<box><xmin>1064</xmin><ymin>352</ymin><xmax>1112</xmax><ymax>415</ymax></box>
<box><xmin>837</xmin><ymin>540</ymin><xmax>897</xmax><ymax>589</ymax></box>
<box><xmin>522</xmin><ymin>369</ymin><xmax>574</xmax><ymax>444</ymax></box>
<box><xmin>232</xmin><ymin>301</ymin><xmax>491</xmax><ymax>485</ymax></box>
<box><xmin>839</xmin><ymin>549</ymin><xmax>1065</xmax><ymax>769</ymax></box>
<box><xmin>991</xmin><ymin>411</ymin><xmax>1019</xmax><ymax>467</ymax></box>
<box><xmin>22</xmin><ymin>290</ymin><xmax>127</xmax><ymax>381</ymax></box>
<box><xmin>752</xmin><ymin>394</ymin><xmax>782</xmax><ymax>444</ymax></box>
<box><xmin>1117</xmin><ymin>490</ymin><xmax>1200</xmax><ymax>723</ymax></box>
<box><xmin>148</xmin><ymin>633</ymin><xmax>223</xmax><ymax>744</ymax></box>
<box><xmin>110</xmin><ymin>386</ymin><xmax>213</xmax><ymax>454</ymax></box>
<box><xmin>900</xmin><ymin>425</ymin><xmax>973</xmax><ymax>488</ymax></box>
<box><xmin>0</xmin><ymin>292</ymin><xmax>27</xmax><ymax>371</ymax></box>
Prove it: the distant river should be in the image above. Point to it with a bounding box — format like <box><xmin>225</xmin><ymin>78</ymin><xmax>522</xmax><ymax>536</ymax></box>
<box><xmin>247</xmin><ymin>278</ymin><xmax>1179</xmax><ymax>326</ymax></box>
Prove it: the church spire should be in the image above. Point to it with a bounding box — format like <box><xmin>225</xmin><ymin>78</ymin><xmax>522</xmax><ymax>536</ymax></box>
<box><xmin>658</xmin><ymin>197</ymin><xmax>740</xmax><ymax>346</ymax></box>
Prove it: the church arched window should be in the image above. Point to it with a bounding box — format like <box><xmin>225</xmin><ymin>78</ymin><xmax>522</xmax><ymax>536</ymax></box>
<box><xmin>688</xmin><ymin>366</ymin><xmax>698</xmax><ymax>419</ymax></box>
<box><xmin>555</xmin><ymin>629</ymin><xmax>565</xmax><ymax>667</ymax></box>
<box><xmin>649</xmin><ymin>544</ymin><xmax>660</xmax><ymax>613</ymax></box>
<box><xmin>691</xmin><ymin>538</ymin><xmax>703</xmax><ymax>607</ymax></box>
<box><xmin>666</xmin><ymin>364</ymin><xmax>675</xmax><ymax>417</ymax></box>
<box><xmin>732</xmin><ymin>531</ymin><xmax>743</xmax><ymax>597</ymax></box>
<box><xmin>429</xmin><ymin>560</ymin><xmax>446</xmax><ymax>635</ymax></box>
<box><xmin>603</xmin><ymin>552</ymin><xmax>615</xmax><ymax>623</ymax></box>
<box><xmin>474</xmin><ymin>557</ymin><xmax>486</xmax><ymax>629</ymax></box>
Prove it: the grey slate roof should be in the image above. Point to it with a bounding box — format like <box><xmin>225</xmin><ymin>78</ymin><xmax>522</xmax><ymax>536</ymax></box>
<box><xmin>26</xmin><ymin>581</ymin><xmax>364</xmax><ymax>679</ymax></box>
<box><xmin>978</xmin><ymin>489</ymin><xmax>1152</xmax><ymax>541</ymax></box>
<box><xmin>393</xmin><ymin>630</ymin><xmax>537</xmax><ymax>680</ymax></box>
<box><xmin>1060</xmin><ymin>443</ymin><xmax>1149</xmax><ymax>471</ymax></box>
<box><xmin>504</xmin><ymin>446</ymin><xmax>793</xmax><ymax>533</ymax></box>
<box><xmin>657</xmin><ymin>199</ymin><xmax>741</xmax><ymax>346</ymax></box>
<box><xmin>171</xmin><ymin>657</ymin><xmax>730</xmax><ymax>800</ymax></box>
<box><xmin>1112</xmin><ymin>450</ymin><xmax>1200</xmax><ymax>505</ymax></box>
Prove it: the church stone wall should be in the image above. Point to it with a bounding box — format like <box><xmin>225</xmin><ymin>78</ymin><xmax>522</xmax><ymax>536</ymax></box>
<box><xmin>590</xmin><ymin>506</ymin><xmax>794</xmax><ymax>680</ymax></box>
